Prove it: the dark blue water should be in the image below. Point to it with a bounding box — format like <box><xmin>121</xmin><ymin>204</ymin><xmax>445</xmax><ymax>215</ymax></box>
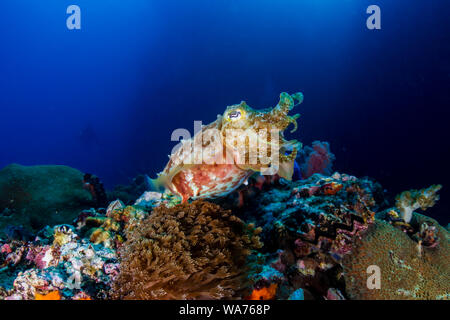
<box><xmin>1</xmin><ymin>1</ymin><xmax>449</xmax><ymax>223</ymax></box>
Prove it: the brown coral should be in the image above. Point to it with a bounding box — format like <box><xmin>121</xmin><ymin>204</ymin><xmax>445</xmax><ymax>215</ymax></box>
<box><xmin>342</xmin><ymin>214</ymin><xmax>450</xmax><ymax>300</ymax></box>
<box><xmin>112</xmin><ymin>200</ymin><xmax>262</xmax><ymax>300</ymax></box>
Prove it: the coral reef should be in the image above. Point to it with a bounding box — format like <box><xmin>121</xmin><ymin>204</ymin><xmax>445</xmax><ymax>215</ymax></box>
<box><xmin>0</xmin><ymin>223</ymin><xmax>118</xmax><ymax>300</ymax></box>
<box><xmin>0</xmin><ymin>164</ymin><xmax>93</xmax><ymax>237</ymax></box>
<box><xmin>216</xmin><ymin>171</ymin><xmax>448</xmax><ymax>300</ymax></box>
<box><xmin>0</xmin><ymin>163</ymin><xmax>447</xmax><ymax>300</ymax></box>
<box><xmin>111</xmin><ymin>200</ymin><xmax>262</xmax><ymax>299</ymax></box>
<box><xmin>247</xmin><ymin>283</ymin><xmax>278</xmax><ymax>300</ymax></box>
<box><xmin>228</xmin><ymin>172</ymin><xmax>384</xmax><ymax>299</ymax></box>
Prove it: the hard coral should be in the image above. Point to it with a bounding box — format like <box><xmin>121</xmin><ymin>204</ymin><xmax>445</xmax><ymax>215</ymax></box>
<box><xmin>112</xmin><ymin>200</ymin><xmax>262</xmax><ymax>300</ymax></box>
<box><xmin>342</xmin><ymin>216</ymin><xmax>449</xmax><ymax>300</ymax></box>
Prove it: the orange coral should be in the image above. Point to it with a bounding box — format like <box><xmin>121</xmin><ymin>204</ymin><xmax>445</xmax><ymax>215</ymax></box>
<box><xmin>247</xmin><ymin>283</ymin><xmax>278</xmax><ymax>300</ymax></box>
<box><xmin>112</xmin><ymin>200</ymin><xmax>262</xmax><ymax>300</ymax></box>
<box><xmin>35</xmin><ymin>290</ymin><xmax>61</xmax><ymax>300</ymax></box>
<box><xmin>322</xmin><ymin>182</ymin><xmax>343</xmax><ymax>195</ymax></box>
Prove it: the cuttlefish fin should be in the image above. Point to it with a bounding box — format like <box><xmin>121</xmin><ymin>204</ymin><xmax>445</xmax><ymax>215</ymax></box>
<box><xmin>150</xmin><ymin>171</ymin><xmax>189</xmax><ymax>203</ymax></box>
<box><xmin>149</xmin><ymin>175</ymin><xmax>167</xmax><ymax>192</ymax></box>
<box><xmin>150</xmin><ymin>162</ymin><xmax>198</xmax><ymax>191</ymax></box>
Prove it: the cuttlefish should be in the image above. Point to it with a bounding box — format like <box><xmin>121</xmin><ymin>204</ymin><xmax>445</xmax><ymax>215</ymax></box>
<box><xmin>152</xmin><ymin>92</ymin><xmax>303</xmax><ymax>202</ymax></box>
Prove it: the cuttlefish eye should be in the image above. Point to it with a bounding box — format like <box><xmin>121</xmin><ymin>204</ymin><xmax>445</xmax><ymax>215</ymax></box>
<box><xmin>228</xmin><ymin>109</ymin><xmax>242</xmax><ymax>121</ymax></box>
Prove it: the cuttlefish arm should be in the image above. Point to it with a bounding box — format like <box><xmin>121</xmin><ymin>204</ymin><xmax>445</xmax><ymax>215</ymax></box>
<box><xmin>260</xmin><ymin>92</ymin><xmax>303</xmax><ymax>179</ymax></box>
<box><xmin>235</xmin><ymin>92</ymin><xmax>303</xmax><ymax>180</ymax></box>
<box><xmin>273</xmin><ymin>92</ymin><xmax>304</xmax><ymax>179</ymax></box>
<box><xmin>271</xmin><ymin>92</ymin><xmax>303</xmax><ymax>133</ymax></box>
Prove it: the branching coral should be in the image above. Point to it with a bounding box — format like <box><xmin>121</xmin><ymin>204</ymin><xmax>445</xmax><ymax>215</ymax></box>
<box><xmin>395</xmin><ymin>185</ymin><xmax>442</xmax><ymax>223</ymax></box>
<box><xmin>112</xmin><ymin>200</ymin><xmax>262</xmax><ymax>300</ymax></box>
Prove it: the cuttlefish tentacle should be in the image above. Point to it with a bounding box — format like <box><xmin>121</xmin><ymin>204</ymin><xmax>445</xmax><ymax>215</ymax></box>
<box><xmin>273</xmin><ymin>92</ymin><xmax>303</xmax><ymax>115</ymax></box>
<box><xmin>282</xmin><ymin>138</ymin><xmax>302</xmax><ymax>153</ymax></box>
<box><xmin>287</xmin><ymin>113</ymin><xmax>300</xmax><ymax>133</ymax></box>
<box><xmin>280</xmin><ymin>147</ymin><xmax>298</xmax><ymax>163</ymax></box>
<box><xmin>269</xmin><ymin>92</ymin><xmax>303</xmax><ymax>133</ymax></box>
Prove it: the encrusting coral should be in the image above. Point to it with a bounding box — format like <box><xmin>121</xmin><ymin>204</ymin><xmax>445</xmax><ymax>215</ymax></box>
<box><xmin>111</xmin><ymin>200</ymin><xmax>262</xmax><ymax>300</ymax></box>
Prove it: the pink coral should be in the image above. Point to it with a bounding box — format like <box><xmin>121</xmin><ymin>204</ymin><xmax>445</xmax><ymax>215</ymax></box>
<box><xmin>1</xmin><ymin>243</ymin><xmax>12</xmax><ymax>254</ymax></box>
<box><xmin>301</xmin><ymin>141</ymin><xmax>335</xmax><ymax>179</ymax></box>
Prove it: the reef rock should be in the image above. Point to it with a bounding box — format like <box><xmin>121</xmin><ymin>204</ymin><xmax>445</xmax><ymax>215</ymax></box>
<box><xmin>0</xmin><ymin>164</ymin><xmax>93</xmax><ymax>237</ymax></box>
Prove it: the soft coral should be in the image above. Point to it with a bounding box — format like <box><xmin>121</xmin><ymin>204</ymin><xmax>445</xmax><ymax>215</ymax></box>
<box><xmin>300</xmin><ymin>141</ymin><xmax>335</xmax><ymax>179</ymax></box>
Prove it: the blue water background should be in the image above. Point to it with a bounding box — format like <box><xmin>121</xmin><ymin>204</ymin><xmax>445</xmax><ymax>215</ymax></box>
<box><xmin>0</xmin><ymin>0</ymin><xmax>449</xmax><ymax>222</ymax></box>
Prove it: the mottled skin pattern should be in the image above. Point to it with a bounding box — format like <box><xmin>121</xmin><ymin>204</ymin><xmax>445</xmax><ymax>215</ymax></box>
<box><xmin>154</xmin><ymin>92</ymin><xmax>303</xmax><ymax>202</ymax></box>
<box><xmin>221</xmin><ymin>92</ymin><xmax>303</xmax><ymax>175</ymax></box>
